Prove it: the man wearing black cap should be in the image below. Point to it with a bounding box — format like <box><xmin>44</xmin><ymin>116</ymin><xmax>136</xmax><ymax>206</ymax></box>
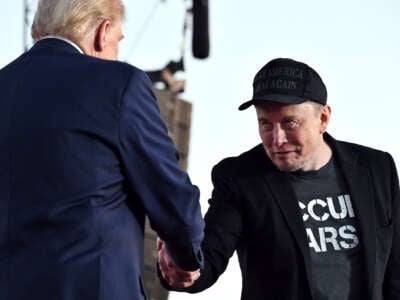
<box><xmin>158</xmin><ymin>58</ymin><xmax>400</xmax><ymax>299</ymax></box>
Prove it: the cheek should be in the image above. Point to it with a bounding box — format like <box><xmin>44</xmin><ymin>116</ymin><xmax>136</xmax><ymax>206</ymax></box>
<box><xmin>258</xmin><ymin>127</ymin><xmax>265</xmax><ymax>141</ymax></box>
<box><xmin>259</xmin><ymin>131</ymin><xmax>271</xmax><ymax>146</ymax></box>
<box><xmin>299</xmin><ymin>133</ymin><xmax>318</xmax><ymax>154</ymax></box>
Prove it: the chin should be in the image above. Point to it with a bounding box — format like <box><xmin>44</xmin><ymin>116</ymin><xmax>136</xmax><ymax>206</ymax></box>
<box><xmin>274</xmin><ymin>161</ymin><xmax>305</xmax><ymax>172</ymax></box>
<box><xmin>277</xmin><ymin>166</ymin><xmax>301</xmax><ymax>172</ymax></box>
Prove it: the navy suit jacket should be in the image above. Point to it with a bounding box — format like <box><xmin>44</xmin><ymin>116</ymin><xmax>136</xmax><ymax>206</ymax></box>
<box><xmin>0</xmin><ymin>38</ymin><xmax>204</xmax><ymax>300</ymax></box>
<box><xmin>173</xmin><ymin>133</ymin><xmax>400</xmax><ymax>300</ymax></box>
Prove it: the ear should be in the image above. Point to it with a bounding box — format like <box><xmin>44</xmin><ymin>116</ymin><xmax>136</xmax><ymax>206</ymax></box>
<box><xmin>94</xmin><ymin>19</ymin><xmax>112</xmax><ymax>52</ymax></box>
<box><xmin>319</xmin><ymin>105</ymin><xmax>331</xmax><ymax>133</ymax></box>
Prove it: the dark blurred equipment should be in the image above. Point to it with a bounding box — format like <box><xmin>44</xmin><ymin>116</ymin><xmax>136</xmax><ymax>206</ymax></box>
<box><xmin>146</xmin><ymin>58</ymin><xmax>186</xmax><ymax>94</ymax></box>
<box><xmin>192</xmin><ymin>0</ymin><xmax>209</xmax><ymax>59</ymax></box>
<box><xmin>141</xmin><ymin>0</ymin><xmax>211</xmax><ymax>92</ymax></box>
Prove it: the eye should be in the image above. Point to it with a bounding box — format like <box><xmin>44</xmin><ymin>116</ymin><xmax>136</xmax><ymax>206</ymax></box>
<box><xmin>282</xmin><ymin>119</ymin><xmax>299</xmax><ymax>130</ymax></box>
<box><xmin>259</xmin><ymin>120</ymin><xmax>273</xmax><ymax>131</ymax></box>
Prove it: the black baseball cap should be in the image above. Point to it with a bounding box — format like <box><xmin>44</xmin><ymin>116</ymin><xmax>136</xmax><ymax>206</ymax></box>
<box><xmin>238</xmin><ymin>58</ymin><xmax>327</xmax><ymax>110</ymax></box>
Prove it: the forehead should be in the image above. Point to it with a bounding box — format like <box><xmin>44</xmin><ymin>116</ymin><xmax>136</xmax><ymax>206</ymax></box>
<box><xmin>255</xmin><ymin>102</ymin><xmax>313</xmax><ymax>118</ymax></box>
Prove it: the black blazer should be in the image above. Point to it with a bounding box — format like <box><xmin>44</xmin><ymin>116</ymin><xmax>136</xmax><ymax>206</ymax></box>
<box><xmin>184</xmin><ymin>133</ymin><xmax>400</xmax><ymax>299</ymax></box>
<box><xmin>0</xmin><ymin>38</ymin><xmax>204</xmax><ymax>300</ymax></box>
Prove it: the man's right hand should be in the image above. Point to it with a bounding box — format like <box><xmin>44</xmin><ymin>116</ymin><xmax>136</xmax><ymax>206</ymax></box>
<box><xmin>157</xmin><ymin>238</ymin><xmax>201</xmax><ymax>289</ymax></box>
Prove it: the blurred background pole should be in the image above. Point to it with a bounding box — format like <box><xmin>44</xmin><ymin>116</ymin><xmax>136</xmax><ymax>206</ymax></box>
<box><xmin>23</xmin><ymin>0</ymin><xmax>28</xmax><ymax>51</ymax></box>
<box><xmin>23</xmin><ymin>0</ymin><xmax>36</xmax><ymax>51</ymax></box>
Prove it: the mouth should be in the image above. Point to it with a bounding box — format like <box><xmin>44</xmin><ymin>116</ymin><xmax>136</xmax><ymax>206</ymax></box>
<box><xmin>271</xmin><ymin>149</ymin><xmax>300</xmax><ymax>158</ymax></box>
<box><xmin>273</xmin><ymin>150</ymin><xmax>296</xmax><ymax>155</ymax></box>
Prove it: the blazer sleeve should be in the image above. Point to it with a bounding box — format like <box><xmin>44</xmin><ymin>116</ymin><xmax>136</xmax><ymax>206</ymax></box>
<box><xmin>168</xmin><ymin>159</ymin><xmax>244</xmax><ymax>292</ymax></box>
<box><xmin>118</xmin><ymin>67</ymin><xmax>204</xmax><ymax>271</ymax></box>
<box><xmin>383</xmin><ymin>154</ymin><xmax>400</xmax><ymax>298</ymax></box>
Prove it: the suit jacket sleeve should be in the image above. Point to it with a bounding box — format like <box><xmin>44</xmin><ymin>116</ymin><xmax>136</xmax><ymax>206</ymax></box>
<box><xmin>167</xmin><ymin>159</ymin><xmax>244</xmax><ymax>292</ymax></box>
<box><xmin>383</xmin><ymin>154</ymin><xmax>400</xmax><ymax>298</ymax></box>
<box><xmin>118</xmin><ymin>67</ymin><xmax>204</xmax><ymax>271</ymax></box>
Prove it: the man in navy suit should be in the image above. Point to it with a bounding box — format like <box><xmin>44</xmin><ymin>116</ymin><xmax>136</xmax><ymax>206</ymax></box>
<box><xmin>0</xmin><ymin>0</ymin><xmax>204</xmax><ymax>299</ymax></box>
<box><xmin>159</xmin><ymin>58</ymin><xmax>400</xmax><ymax>299</ymax></box>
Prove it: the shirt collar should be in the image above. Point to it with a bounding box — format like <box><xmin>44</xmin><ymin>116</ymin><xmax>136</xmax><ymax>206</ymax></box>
<box><xmin>39</xmin><ymin>36</ymin><xmax>84</xmax><ymax>54</ymax></box>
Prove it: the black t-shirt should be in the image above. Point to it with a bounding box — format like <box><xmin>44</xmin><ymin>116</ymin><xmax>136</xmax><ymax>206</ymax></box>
<box><xmin>288</xmin><ymin>157</ymin><xmax>365</xmax><ymax>300</ymax></box>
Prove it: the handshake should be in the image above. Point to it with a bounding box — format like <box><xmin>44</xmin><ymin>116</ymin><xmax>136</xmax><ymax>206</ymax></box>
<box><xmin>157</xmin><ymin>238</ymin><xmax>201</xmax><ymax>289</ymax></box>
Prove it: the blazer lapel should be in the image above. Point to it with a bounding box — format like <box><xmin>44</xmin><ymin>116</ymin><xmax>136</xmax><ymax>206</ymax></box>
<box><xmin>264</xmin><ymin>171</ymin><xmax>314</xmax><ymax>293</ymax></box>
<box><xmin>332</xmin><ymin>141</ymin><xmax>376</xmax><ymax>298</ymax></box>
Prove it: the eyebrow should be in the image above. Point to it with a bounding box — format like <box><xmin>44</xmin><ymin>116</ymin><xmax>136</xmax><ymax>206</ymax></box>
<box><xmin>257</xmin><ymin>115</ymin><xmax>299</xmax><ymax>122</ymax></box>
<box><xmin>282</xmin><ymin>116</ymin><xmax>297</xmax><ymax>121</ymax></box>
<box><xmin>257</xmin><ymin>117</ymin><xmax>269</xmax><ymax>122</ymax></box>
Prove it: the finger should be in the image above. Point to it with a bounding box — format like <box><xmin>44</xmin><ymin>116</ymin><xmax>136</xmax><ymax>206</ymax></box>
<box><xmin>166</xmin><ymin>270</ymin><xmax>201</xmax><ymax>287</ymax></box>
<box><xmin>168</xmin><ymin>276</ymin><xmax>199</xmax><ymax>289</ymax></box>
<box><xmin>174</xmin><ymin>270</ymin><xmax>200</xmax><ymax>281</ymax></box>
<box><xmin>156</xmin><ymin>238</ymin><xmax>163</xmax><ymax>251</ymax></box>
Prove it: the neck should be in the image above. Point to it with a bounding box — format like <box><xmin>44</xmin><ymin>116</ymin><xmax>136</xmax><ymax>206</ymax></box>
<box><xmin>312</xmin><ymin>140</ymin><xmax>332</xmax><ymax>171</ymax></box>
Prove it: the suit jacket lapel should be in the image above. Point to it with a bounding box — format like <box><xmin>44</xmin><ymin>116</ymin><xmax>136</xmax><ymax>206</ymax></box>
<box><xmin>264</xmin><ymin>170</ymin><xmax>314</xmax><ymax>293</ymax></box>
<box><xmin>329</xmin><ymin>136</ymin><xmax>376</xmax><ymax>298</ymax></box>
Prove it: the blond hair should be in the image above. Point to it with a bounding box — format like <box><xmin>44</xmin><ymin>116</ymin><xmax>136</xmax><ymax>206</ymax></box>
<box><xmin>31</xmin><ymin>0</ymin><xmax>125</xmax><ymax>43</ymax></box>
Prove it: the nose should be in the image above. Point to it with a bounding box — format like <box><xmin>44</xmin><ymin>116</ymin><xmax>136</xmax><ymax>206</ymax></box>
<box><xmin>272</xmin><ymin>125</ymin><xmax>288</xmax><ymax>147</ymax></box>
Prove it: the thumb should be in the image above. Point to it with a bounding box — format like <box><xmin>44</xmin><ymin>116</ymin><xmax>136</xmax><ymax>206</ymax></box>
<box><xmin>157</xmin><ymin>238</ymin><xmax>164</xmax><ymax>251</ymax></box>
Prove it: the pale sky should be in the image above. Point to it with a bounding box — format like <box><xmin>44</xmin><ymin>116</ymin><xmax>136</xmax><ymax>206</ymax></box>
<box><xmin>1</xmin><ymin>1</ymin><xmax>400</xmax><ymax>299</ymax></box>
